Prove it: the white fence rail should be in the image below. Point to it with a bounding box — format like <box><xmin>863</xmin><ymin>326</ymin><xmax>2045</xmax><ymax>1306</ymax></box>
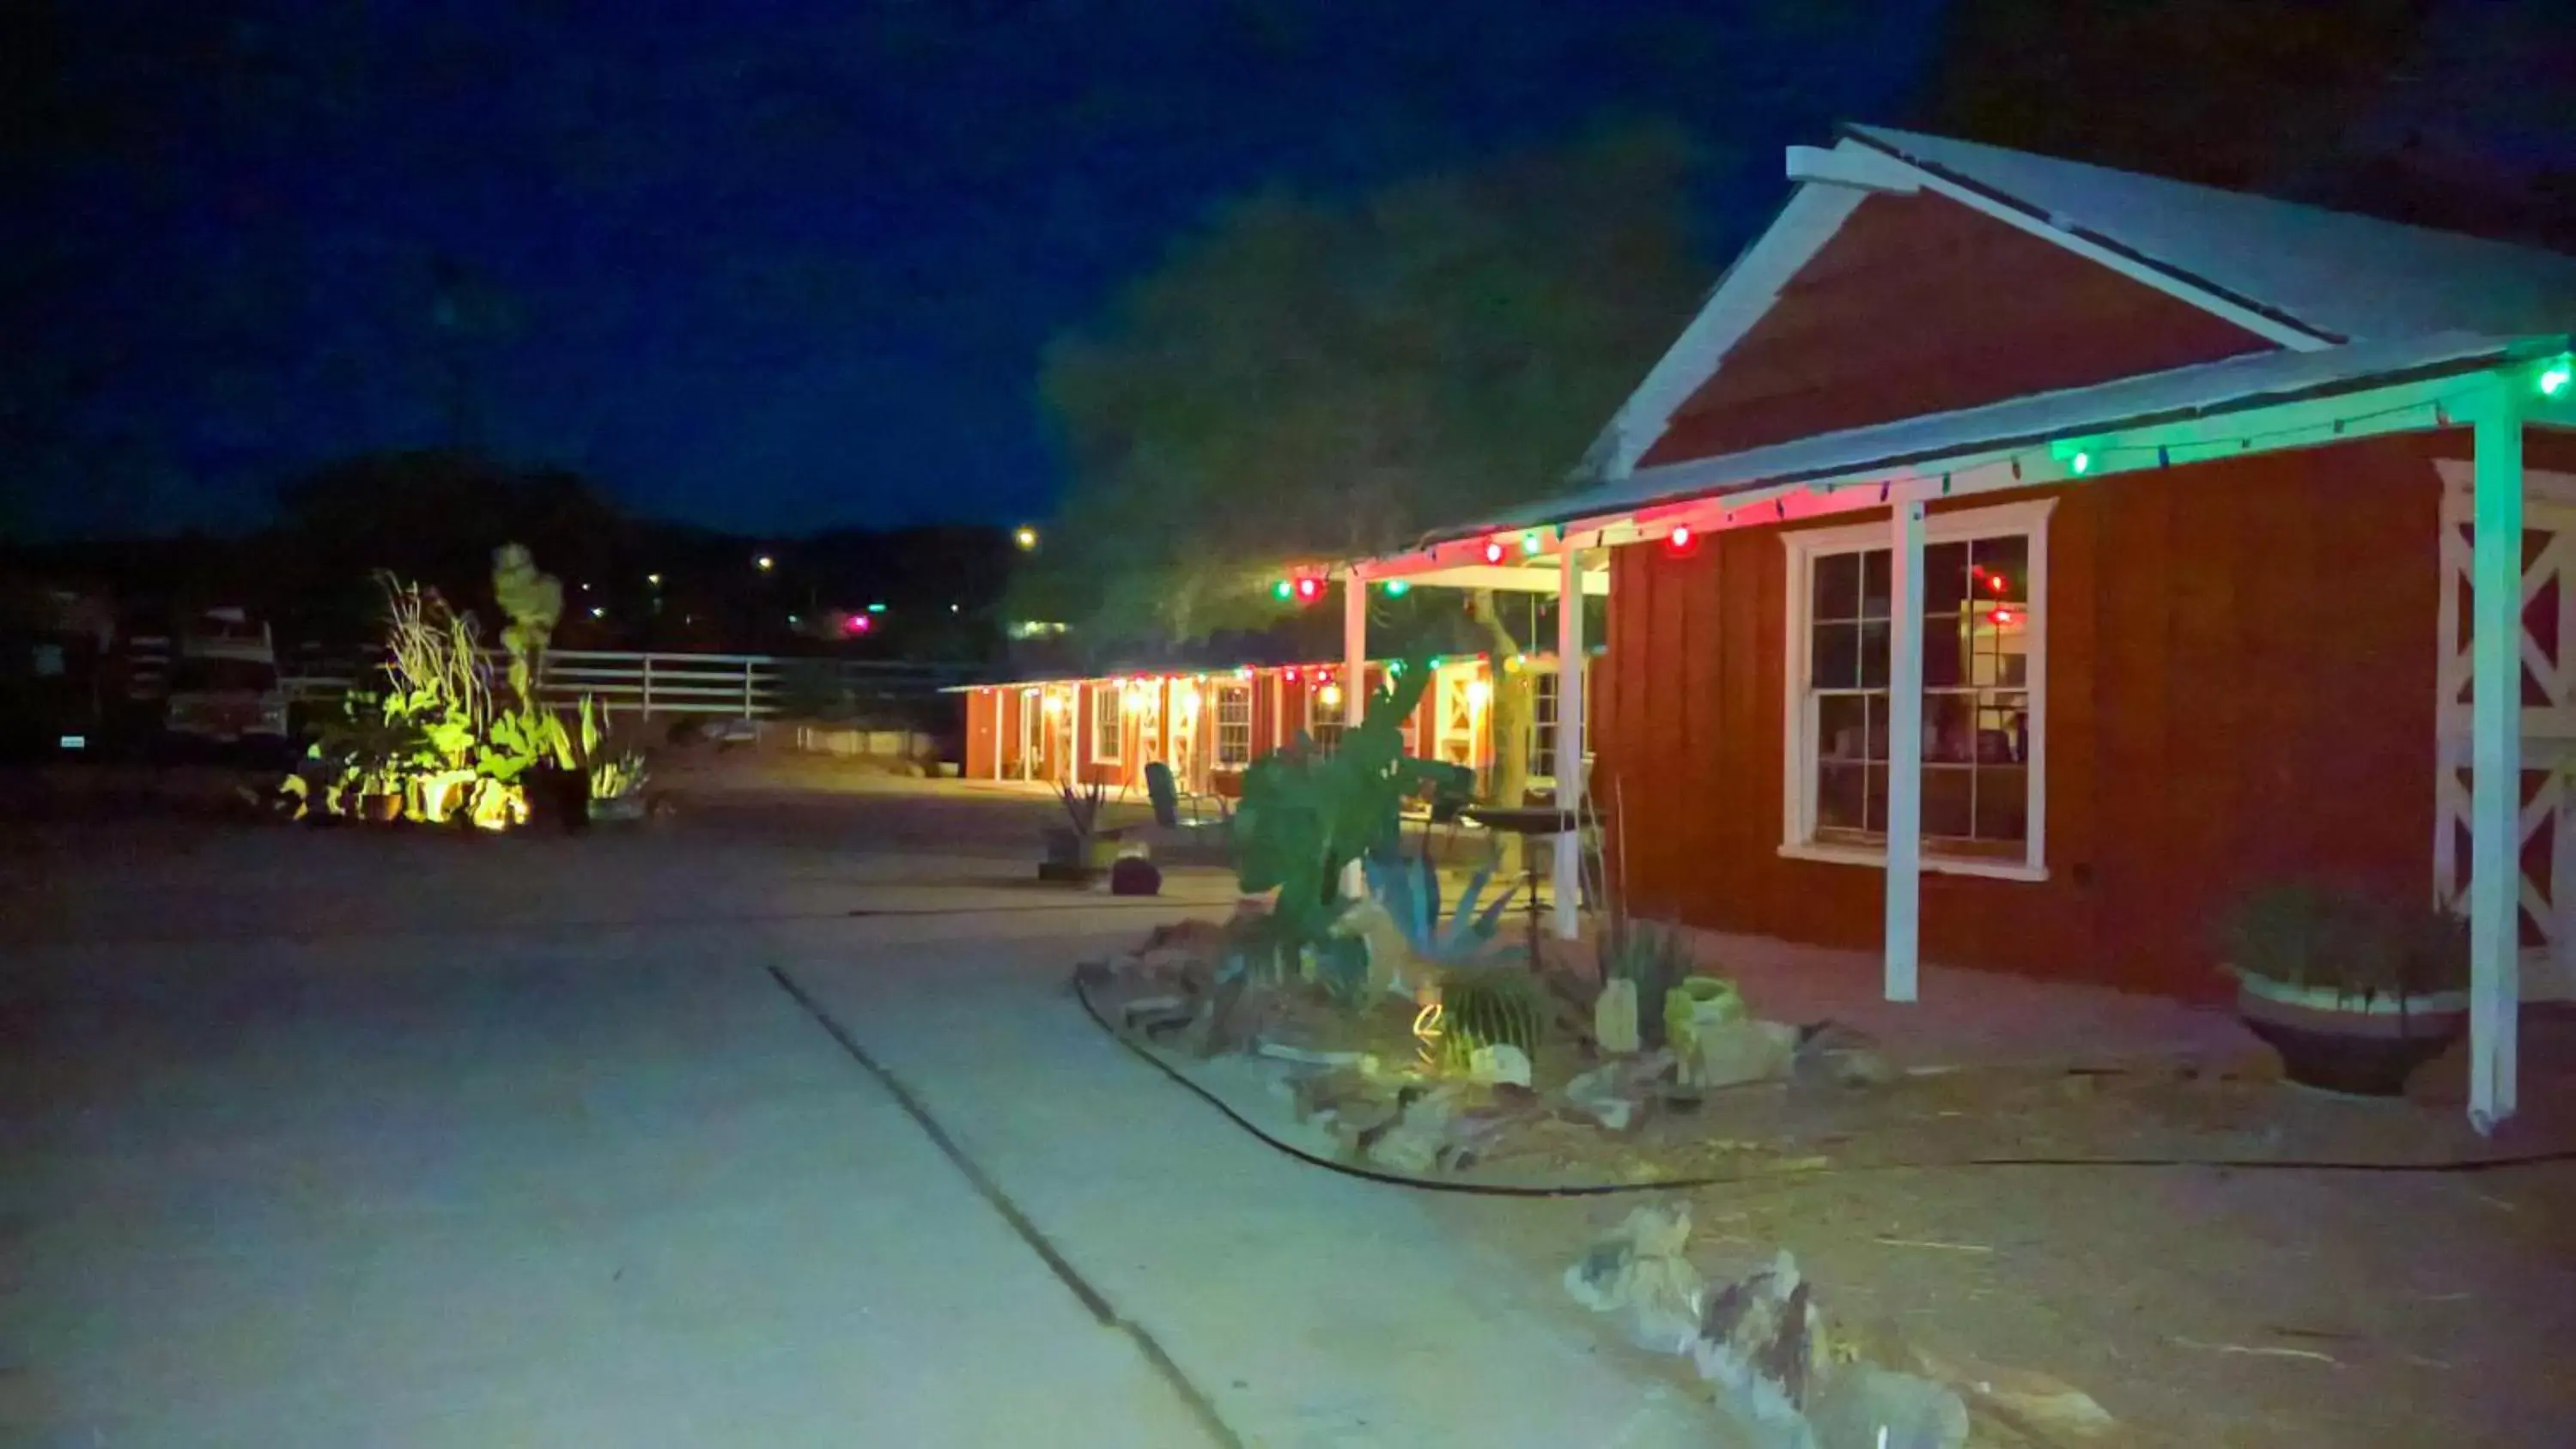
<box><xmin>281</xmin><ymin>649</ymin><xmax>975</xmax><ymax>719</ymax></box>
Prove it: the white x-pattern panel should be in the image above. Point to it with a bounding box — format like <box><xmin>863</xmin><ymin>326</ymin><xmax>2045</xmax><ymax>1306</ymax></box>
<box><xmin>2435</xmin><ymin>464</ymin><xmax>2576</xmax><ymax>1001</ymax></box>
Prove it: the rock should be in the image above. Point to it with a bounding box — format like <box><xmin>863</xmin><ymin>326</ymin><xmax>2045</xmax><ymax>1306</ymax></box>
<box><xmin>1564</xmin><ymin>1051</ymin><xmax>1674</xmax><ymax>1131</ymax></box>
<box><xmin>1806</xmin><ymin>1365</ymin><xmax>1969</xmax><ymax>1449</ymax></box>
<box><xmin>1563</xmin><ymin>1203</ymin><xmax>1704</xmax><ymax>1355</ymax></box>
<box><xmin>1793</xmin><ymin>1022</ymin><xmax>1899</xmax><ymax>1090</ymax></box>
<box><xmin>1467</xmin><ymin>1042</ymin><xmax>1533</xmax><ymax>1087</ymax></box>
<box><xmin>1177</xmin><ymin>975</ymin><xmax>1261</xmax><ymax>1058</ymax></box>
<box><xmin>1365</xmin><ymin>1088</ymin><xmax>1462</xmax><ymax>1173</ymax></box>
<box><xmin>1256</xmin><ymin>1040</ymin><xmax>1374</xmax><ymax>1068</ymax></box>
<box><xmin>1595</xmin><ymin>979</ymin><xmax>1642</xmax><ymax>1055</ymax></box>
<box><xmin>1120</xmin><ymin>993</ymin><xmax>1196</xmax><ymax>1036</ymax></box>
<box><xmin>1911</xmin><ymin>1351</ymin><xmax>2121</xmax><ymax>1444</ymax></box>
<box><xmin>1686</xmin><ymin>1019</ymin><xmax>1798</xmax><ymax>1090</ymax></box>
<box><xmin>1692</xmin><ymin>1252</ymin><xmax>1829</xmax><ymax>1434</ymax></box>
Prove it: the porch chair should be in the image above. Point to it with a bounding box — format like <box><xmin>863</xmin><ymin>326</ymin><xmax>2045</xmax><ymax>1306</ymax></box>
<box><xmin>1144</xmin><ymin>761</ymin><xmax>1228</xmax><ymax>829</ymax></box>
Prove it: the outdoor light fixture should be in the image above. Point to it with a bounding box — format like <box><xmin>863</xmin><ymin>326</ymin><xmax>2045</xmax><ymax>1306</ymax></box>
<box><xmin>1014</xmin><ymin>525</ymin><xmax>1040</xmax><ymax>551</ymax></box>
<box><xmin>2544</xmin><ymin>359</ymin><xmax>2574</xmax><ymax>398</ymax></box>
<box><xmin>1383</xmin><ymin>579</ymin><xmax>1411</xmax><ymax>596</ymax></box>
<box><xmin>756</xmin><ymin>555</ymin><xmax>775</xmax><ymax>572</ymax></box>
<box><xmin>1318</xmin><ymin>682</ymin><xmax>1344</xmax><ymax>709</ymax></box>
<box><xmin>1285</xmin><ymin>667</ymin><xmax>1301</xmax><ymax>682</ymax></box>
<box><xmin>1664</xmin><ymin>523</ymin><xmax>1695</xmax><ymax>555</ymax></box>
<box><xmin>1482</xmin><ymin>538</ymin><xmax>1508</xmax><ymax>565</ymax></box>
<box><xmin>1466</xmin><ymin>678</ymin><xmax>1492</xmax><ymax>707</ymax></box>
<box><xmin>2070</xmin><ymin>452</ymin><xmax>2093</xmax><ymax>475</ymax></box>
<box><xmin>1042</xmin><ymin>693</ymin><xmax>1066</xmax><ymax>715</ymax></box>
<box><xmin>647</xmin><ymin>573</ymin><xmax>662</xmax><ymax>586</ymax></box>
<box><xmin>846</xmin><ymin>614</ymin><xmax>872</xmax><ymax>634</ymax></box>
<box><xmin>1234</xmin><ymin>665</ymin><xmax>1253</xmax><ymax>680</ymax></box>
<box><xmin>1292</xmin><ymin>575</ymin><xmax>1323</xmax><ymax>603</ymax></box>
<box><xmin>589</xmin><ymin>605</ymin><xmax>605</xmax><ymax>619</ymax></box>
<box><xmin>866</xmin><ymin>602</ymin><xmax>887</xmax><ymax>614</ymax></box>
<box><xmin>1273</xmin><ymin>579</ymin><xmax>1294</xmax><ymax>601</ymax></box>
<box><xmin>1519</xmin><ymin>530</ymin><xmax>1543</xmax><ymax>556</ymax></box>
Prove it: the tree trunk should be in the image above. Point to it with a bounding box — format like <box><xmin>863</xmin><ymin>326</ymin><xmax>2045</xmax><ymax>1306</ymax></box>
<box><xmin>1467</xmin><ymin>587</ymin><xmax>1534</xmax><ymax>875</ymax></box>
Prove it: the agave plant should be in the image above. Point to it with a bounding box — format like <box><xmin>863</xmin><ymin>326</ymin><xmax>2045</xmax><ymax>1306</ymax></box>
<box><xmin>1439</xmin><ymin>964</ymin><xmax>1549</xmax><ymax>1059</ymax></box>
<box><xmin>1362</xmin><ymin>850</ymin><xmax>1512</xmax><ymax>967</ymax></box>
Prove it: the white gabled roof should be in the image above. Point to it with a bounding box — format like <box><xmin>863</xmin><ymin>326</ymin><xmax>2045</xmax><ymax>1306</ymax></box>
<box><xmin>1846</xmin><ymin>124</ymin><xmax>2576</xmax><ymax>347</ymax></box>
<box><xmin>1425</xmin><ymin>330</ymin><xmax>2562</xmax><ymax>544</ymax></box>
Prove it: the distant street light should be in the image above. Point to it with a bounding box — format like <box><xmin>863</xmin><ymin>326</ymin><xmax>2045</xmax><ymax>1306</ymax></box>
<box><xmin>589</xmin><ymin>606</ymin><xmax>605</xmax><ymax>619</ymax></box>
<box><xmin>756</xmin><ymin>555</ymin><xmax>775</xmax><ymax>572</ymax></box>
<box><xmin>647</xmin><ymin>573</ymin><xmax>663</xmax><ymax>586</ymax></box>
<box><xmin>1013</xmin><ymin>526</ymin><xmax>1039</xmax><ymax>552</ymax></box>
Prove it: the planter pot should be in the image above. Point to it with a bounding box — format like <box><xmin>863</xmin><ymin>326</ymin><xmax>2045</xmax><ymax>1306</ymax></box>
<box><xmin>525</xmin><ymin>766</ymin><xmax>593</xmax><ymax>835</ymax></box>
<box><xmin>588</xmin><ymin>794</ymin><xmax>647</xmax><ymax>824</ymax></box>
<box><xmin>359</xmin><ymin>791</ymin><xmax>404</xmax><ymax>823</ymax></box>
<box><xmin>2235</xmin><ymin>975</ymin><xmax>2469</xmax><ymax>1096</ymax></box>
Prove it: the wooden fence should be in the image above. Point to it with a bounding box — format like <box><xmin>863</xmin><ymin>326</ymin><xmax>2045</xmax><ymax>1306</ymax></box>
<box><xmin>281</xmin><ymin>649</ymin><xmax>976</xmax><ymax>721</ymax></box>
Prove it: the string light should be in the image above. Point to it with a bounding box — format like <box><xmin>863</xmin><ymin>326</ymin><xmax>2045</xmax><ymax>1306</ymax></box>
<box><xmin>1519</xmin><ymin>530</ymin><xmax>1543</xmax><ymax>556</ymax></box>
<box><xmin>1293</xmin><ymin>575</ymin><xmax>1323</xmax><ymax>603</ymax></box>
<box><xmin>1273</xmin><ymin>579</ymin><xmax>1294</xmax><ymax>601</ymax></box>
<box><xmin>1482</xmin><ymin>538</ymin><xmax>1508</xmax><ymax>565</ymax></box>
<box><xmin>2543</xmin><ymin>360</ymin><xmax>2573</xmax><ymax>397</ymax></box>
<box><xmin>1383</xmin><ymin>579</ymin><xmax>1412</xmax><ymax>597</ymax></box>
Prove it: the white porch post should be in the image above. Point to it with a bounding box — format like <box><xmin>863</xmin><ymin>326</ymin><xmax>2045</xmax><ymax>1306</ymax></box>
<box><xmin>1552</xmin><ymin>544</ymin><xmax>1587</xmax><ymax>940</ymax></box>
<box><xmin>2469</xmin><ymin>384</ymin><xmax>2525</xmax><ymax>1130</ymax></box>
<box><xmin>1884</xmin><ymin>497</ymin><xmax>1927</xmax><ymax>1003</ymax></box>
<box><xmin>1343</xmin><ymin>574</ymin><xmax>1368</xmax><ymax>730</ymax></box>
<box><xmin>1342</xmin><ymin>575</ymin><xmax>1369</xmax><ymax>899</ymax></box>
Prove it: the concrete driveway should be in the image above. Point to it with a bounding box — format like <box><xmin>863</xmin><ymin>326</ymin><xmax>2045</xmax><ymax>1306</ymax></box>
<box><xmin>1</xmin><ymin>785</ymin><xmax>1715</xmax><ymax>1447</ymax></box>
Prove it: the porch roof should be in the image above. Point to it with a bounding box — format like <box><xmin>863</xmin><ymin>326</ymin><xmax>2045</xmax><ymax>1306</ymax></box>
<box><xmin>1387</xmin><ymin>330</ymin><xmax>2569</xmax><ymax>557</ymax></box>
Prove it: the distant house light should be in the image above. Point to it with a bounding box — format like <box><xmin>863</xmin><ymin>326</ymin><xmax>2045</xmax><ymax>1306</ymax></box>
<box><xmin>756</xmin><ymin>555</ymin><xmax>775</xmax><ymax>572</ymax></box>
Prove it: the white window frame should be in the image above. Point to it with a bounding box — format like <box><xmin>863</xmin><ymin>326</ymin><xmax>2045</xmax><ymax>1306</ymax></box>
<box><xmin>1212</xmin><ymin>681</ymin><xmax>1254</xmax><ymax>767</ymax></box>
<box><xmin>1306</xmin><ymin>680</ymin><xmax>1347</xmax><ymax>754</ymax></box>
<box><xmin>1779</xmin><ymin>497</ymin><xmax>2053</xmax><ymax>882</ymax></box>
<box><xmin>1091</xmin><ymin>684</ymin><xmax>1124</xmax><ymax>764</ymax></box>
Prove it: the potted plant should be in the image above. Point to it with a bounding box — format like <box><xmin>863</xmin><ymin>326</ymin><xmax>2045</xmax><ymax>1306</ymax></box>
<box><xmin>2220</xmin><ymin>882</ymin><xmax>2470</xmax><ymax>1095</ymax></box>
<box><xmin>1041</xmin><ymin>779</ymin><xmax>1112</xmax><ymax>883</ymax></box>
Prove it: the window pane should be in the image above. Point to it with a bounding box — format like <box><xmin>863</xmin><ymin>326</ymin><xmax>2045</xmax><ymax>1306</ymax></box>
<box><xmin>1866</xmin><ymin>764</ymin><xmax>1888</xmax><ymax>834</ymax></box>
<box><xmin>1971</xmin><ymin>535</ymin><xmax>2028</xmax><ymax>604</ymax></box>
<box><xmin>1818</xmin><ymin>763</ymin><xmax>1868</xmax><ymax>832</ymax></box>
<box><xmin>1923</xmin><ymin>765</ymin><xmax>1974</xmax><ymax>839</ymax></box>
<box><xmin>1817</xmin><ymin>694</ymin><xmax>1870</xmax><ymax>762</ymax></box>
<box><xmin>1925</xmin><ymin>542</ymin><xmax>1970</xmax><ymax>615</ymax></box>
<box><xmin>1861</xmin><ymin>549</ymin><xmax>1892</xmax><ymax>620</ymax></box>
<box><xmin>1924</xmin><ymin>693</ymin><xmax>1975</xmax><ymax>763</ymax></box>
<box><xmin>1975</xmin><ymin>766</ymin><xmax>2029</xmax><ymax>842</ymax></box>
<box><xmin>1859</xmin><ymin>620</ymin><xmax>1889</xmax><ymax>689</ymax></box>
<box><xmin>1975</xmin><ymin>694</ymin><xmax>2031</xmax><ymax>763</ymax></box>
<box><xmin>1924</xmin><ymin>615</ymin><xmax>1963</xmax><ymax>688</ymax></box>
<box><xmin>1865</xmin><ymin>694</ymin><xmax>1888</xmax><ymax>762</ymax></box>
<box><xmin>1813</xmin><ymin>552</ymin><xmax>1861</xmax><ymax>621</ymax></box>
<box><xmin>1812</xmin><ymin>621</ymin><xmax>1860</xmax><ymax>689</ymax></box>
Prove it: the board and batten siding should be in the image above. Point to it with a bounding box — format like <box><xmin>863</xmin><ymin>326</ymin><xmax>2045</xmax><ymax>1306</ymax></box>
<box><xmin>1595</xmin><ymin>436</ymin><xmax>2467</xmax><ymax>999</ymax></box>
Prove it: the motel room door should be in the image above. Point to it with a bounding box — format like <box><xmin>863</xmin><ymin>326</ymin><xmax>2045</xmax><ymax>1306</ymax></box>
<box><xmin>1018</xmin><ymin>689</ymin><xmax>1044</xmax><ymax>780</ymax></box>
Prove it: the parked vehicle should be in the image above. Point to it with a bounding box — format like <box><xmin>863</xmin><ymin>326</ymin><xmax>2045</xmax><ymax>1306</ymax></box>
<box><xmin>162</xmin><ymin>607</ymin><xmax>290</xmax><ymax>759</ymax></box>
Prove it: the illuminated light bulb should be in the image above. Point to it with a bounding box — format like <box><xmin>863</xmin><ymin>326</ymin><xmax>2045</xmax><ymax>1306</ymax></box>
<box><xmin>756</xmin><ymin>555</ymin><xmax>775</xmax><ymax>571</ymax></box>
<box><xmin>847</xmin><ymin>614</ymin><xmax>872</xmax><ymax>634</ymax></box>
<box><xmin>2543</xmin><ymin>362</ymin><xmax>2573</xmax><ymax>397</ymax></box>
<box><xmin>1014</xmin><ymin>525</ymin><xmax>1039</xmax><ymax>550</ymax></box>
<box><xmin>1668</xmin><ymin>524</ymin><xmax>1693</xmax><ymax>549</ymax></box>
<box><xmin>1505</xmin><ymin>654</ymin><xmax>1525</xmax><ymax>673</ymax></box>
<box><xmin>1318</xmin><ymin>682</ymin><xmax>1343</xmax><ymax>709</ymax></box>
<box><xmin>2070</xmin><ymin>452</ymin><xmax>2093</xmax><ymax>475</ymax></box>
<box><xmin>589</xmin><ymin>606</ymin><xmax>605</xmax><ymax>619</ymax></box>
<box><xmin>646</xmin><ymin>573</ymin><xmax>662</xmax><ymax>586</ymax></box>
<box><xmin>1383</xmin><ymin>579</ymin><xmax>1411</xmax><ymax>596</ymax></box>
<box><xmin>1294</xmin><ymin>576</ymin><xmax>1322</xmax><ymax>602</ymax></box>
<box><xmin>1041</xmin><ymin>693</ymin><xmax>1065</xmax><ymax>715</ymax></box>
<box><xmin>1285</xmin><ymin>667</ymin><xmax>1301</xmax><ymax>682</ymax></box>
<box><xmin>1482</xmin><ymin>538</ymin><xmax>1507</xmax><ymax>565</ymax></box>
<box><xmin>1273</xmin><ymin>579</ymin><xmax>1294</xmax><ymax>600</ymax></box>
<box><xmin>867</xmin><ymin>603</ymin><xmax>887</xmax><ymax>614</ymax></box>
<box><xmin>1234</xmin><ymin>665</ymin><xmax>1253</xmax><ymax>680</ymax></box>
<box><xmin>1520</xmin><ymin>530</ymin><xmax>1542</xmax><ymax>556</ymax></box>
<box><xmin>1466</xmin><ymin>678</ymin><xmax>1492</xmax><ymax>706</ymax></box>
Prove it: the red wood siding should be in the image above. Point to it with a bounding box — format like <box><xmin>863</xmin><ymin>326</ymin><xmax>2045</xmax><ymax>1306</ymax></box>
<box><xmin>963</xmin><ymin>688</ymin><xmax>999</xmax><ymax>780</ymax></box>
<box><xmin>1596</xmin><ymin>436</ymin><xmax>2448</xmax><ymax>998</ymax></box>
<box><xmin>1637</xmin><ymin>192</ymin><xmax>2276</xmax><ymax>469</ymax></box>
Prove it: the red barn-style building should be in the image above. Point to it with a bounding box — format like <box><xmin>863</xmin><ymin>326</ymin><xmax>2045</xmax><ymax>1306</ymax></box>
<box><xmin>1328</xmin><ymin>126</ymin><xmax>2576</xmax><ymax>1128</ymax></box>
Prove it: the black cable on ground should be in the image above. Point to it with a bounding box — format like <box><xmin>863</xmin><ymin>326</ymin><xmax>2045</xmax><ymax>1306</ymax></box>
<box><xmin>1072</xmin><ymin>970</ymin><xmax>2576</xmax><ymax>1197</ymax></box>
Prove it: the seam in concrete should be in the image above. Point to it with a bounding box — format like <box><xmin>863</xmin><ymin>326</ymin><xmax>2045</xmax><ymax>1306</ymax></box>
<box><xmin>767</xmin><ymin>963</ymin><xmax>1244</xmax><ymax>1449</ymax></box>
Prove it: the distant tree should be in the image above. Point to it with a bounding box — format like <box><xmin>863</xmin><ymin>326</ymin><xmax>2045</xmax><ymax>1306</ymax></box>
<box><xmin>1027</xmin><ymin>120</ymin><xmax>1710</xmax><ymax>808</ymax></box>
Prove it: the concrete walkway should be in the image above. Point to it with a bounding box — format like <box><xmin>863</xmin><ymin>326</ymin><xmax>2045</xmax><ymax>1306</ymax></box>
<box><xmin>1</xmin><ymin>801</ymin><xmax>1715</xmax><ymax>1447</ymax></box>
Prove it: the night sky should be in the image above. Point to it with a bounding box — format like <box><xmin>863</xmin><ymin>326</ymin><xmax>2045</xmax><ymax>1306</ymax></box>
<box><xmin>2</xmin><ymin>0</ymin><xmax>1945</xmax><ymax>540</ymax></box>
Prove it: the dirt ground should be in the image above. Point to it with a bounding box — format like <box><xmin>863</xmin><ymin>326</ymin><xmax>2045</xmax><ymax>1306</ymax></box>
<box><xmin>1097</xmin><ymin>957</ymin><xmax>2576</xmax><ymax>1446</ymax></box>
<box><xmin>1425</xmin><ymin>1151</ymin><xmax>2576</xmax><ymax>1447</ymax></box>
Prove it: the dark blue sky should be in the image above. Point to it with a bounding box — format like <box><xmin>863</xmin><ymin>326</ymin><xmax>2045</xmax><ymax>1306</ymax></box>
<box><xmin>3</xmin><ymin>0</ymin><xmax>1946</xmax><ymax>538</ymax></box>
